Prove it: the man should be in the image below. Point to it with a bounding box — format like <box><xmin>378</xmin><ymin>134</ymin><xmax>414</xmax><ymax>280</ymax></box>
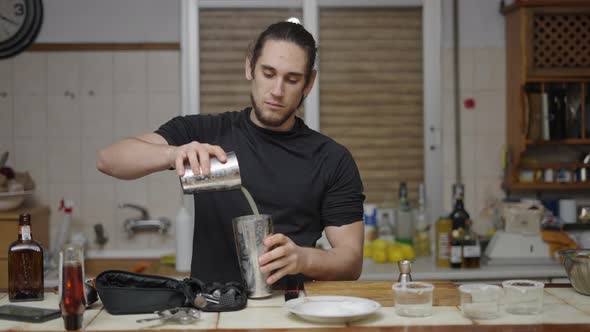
<box><xmin>97</xmin><ymin>21</ymin><xmax>365</xmax><ymax>285</ymax></box>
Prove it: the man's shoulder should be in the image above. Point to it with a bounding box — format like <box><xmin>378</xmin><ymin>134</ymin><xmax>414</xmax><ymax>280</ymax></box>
<box><xmin>186</xmin><ymin>108</ymin><xmax>247</xmax><ymax>122</ymax></box>
<box><xmin>306</xmin><ymin>128</ymin><xmax>351</xmax><ymax>156</ymax></box>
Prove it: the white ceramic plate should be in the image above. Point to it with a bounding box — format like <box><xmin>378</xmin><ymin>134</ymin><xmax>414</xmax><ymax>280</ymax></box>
<box><xmin>285</xmin><ymin>296</ymin><xmax>380</xmax><ymax>324</ymax></box>
<box><xmin>0</xmin><ymin>190</ymin><xmax>34</xmax><ymax>211</ymax></box>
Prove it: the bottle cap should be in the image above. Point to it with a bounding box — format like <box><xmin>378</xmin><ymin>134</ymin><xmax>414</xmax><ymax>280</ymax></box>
<box><xmin>397</xmin><ymin>260</ymin><xmax>412</xmax><ymax>274</ymax></box>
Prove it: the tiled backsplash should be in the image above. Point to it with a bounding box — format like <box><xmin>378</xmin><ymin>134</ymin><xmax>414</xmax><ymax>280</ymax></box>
<box><xmin>441</xmin><ymin>47</ymin><xmax>507</xmax><ymax>235</ymax></box>
<box><xmin>0</xmin><ymin>50</ymin><xmax>181</xmax><ymax>252</ymax></box>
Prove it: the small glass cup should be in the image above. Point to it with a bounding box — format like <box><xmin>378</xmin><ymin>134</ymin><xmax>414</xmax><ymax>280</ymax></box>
<box><xmin>502</xmin><ymin>280</ymin><xmax>544</xmax><ymax>315</ymax></box>
<box><xmin>459</xmin><ymin>284</ymin><xmax>502</xmax><ymax>319</ymax></box>
<box><xmin>392</xmin><ymin>281</ymin><xmax>434</xmax><ymax>317</ymax></box>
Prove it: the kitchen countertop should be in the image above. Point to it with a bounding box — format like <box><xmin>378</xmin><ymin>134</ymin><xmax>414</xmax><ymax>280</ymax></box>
<box><xmin>1</xmin><ymin>281</ymin><xmax>590</xmax><ymax>331</ymax></box>
<box><xmin>360</xmin><ymin>256</ymin><xmax>568</xmax><ymax>282</ymax></box>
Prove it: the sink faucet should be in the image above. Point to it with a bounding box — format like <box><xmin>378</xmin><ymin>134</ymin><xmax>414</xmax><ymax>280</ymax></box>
<box><xmin>118</xmin><ymin>203</ymin><xmax>171</xmax><ymax>237</ymax></box>
<box><xmin>119</xmin><ymin>203</ymin><xmax>150</xmax><ymax>220</ymax></box>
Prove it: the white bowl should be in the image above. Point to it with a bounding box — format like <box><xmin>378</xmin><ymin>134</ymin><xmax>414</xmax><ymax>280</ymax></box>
<box><xmin>0</xmin><ymin>190</ymin><xmax>34</xmax><ymax>211</ymax></box>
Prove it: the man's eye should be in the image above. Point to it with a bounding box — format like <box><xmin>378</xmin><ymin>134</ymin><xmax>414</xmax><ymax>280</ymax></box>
<box><xmin>263</xmin><ymin>72</ymin><xmax>273</xmax><ymax>78</ymax></box>
<box><xmin>287</xmin><ymin>78</ymin><xmax>299</xmax><ymax>84</ymax></box>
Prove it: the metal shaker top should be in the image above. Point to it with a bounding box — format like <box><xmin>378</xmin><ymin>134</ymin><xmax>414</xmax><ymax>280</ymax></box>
<box><xmin>179</xmin><ymin>151</ymin><xmax>241</xmax><ymax>194</ymax></box>
<box><xmin>397</xmin><ymin>260</ymin><xmax>413</xmax><ymax>283</ymax></box>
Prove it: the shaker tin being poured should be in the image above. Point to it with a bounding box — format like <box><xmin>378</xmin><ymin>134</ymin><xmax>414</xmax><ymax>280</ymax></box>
<box><xmin>179</xmin><ymin>151</ymin><xmax>241</xmax><ymax>194</ymax></box>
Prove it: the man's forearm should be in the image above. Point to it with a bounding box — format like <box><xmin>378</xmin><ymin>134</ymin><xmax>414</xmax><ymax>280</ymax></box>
<box><xmin>300</xmin><ymin>245</ymin><xmax>363</xmax><ymax>281</ymax></box>
<box><xmin>97</xmin><ymin>137</ymin><xmax>173</xmax><ymax>180</ymax></box>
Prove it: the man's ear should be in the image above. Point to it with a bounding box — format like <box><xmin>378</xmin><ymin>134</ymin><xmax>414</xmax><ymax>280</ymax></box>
<box><xmin>303</xmin><ymin>69</ymin><xmax>317</xmax><ymax>96</ymax></box>
<box><xmin>245</xmin><ymin>57</ymin><xmax>253</xmax><ymax>81</ymax></box>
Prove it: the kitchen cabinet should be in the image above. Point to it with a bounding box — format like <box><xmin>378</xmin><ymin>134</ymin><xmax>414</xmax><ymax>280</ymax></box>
<box><xmin>502</xmin><ymin>0</ymin><xmax>590</xmax><ymax>191</ymax></box>
<box><xmin>0</xmin><ymin>204</ymin><xmax>49</xmax><ymax>289</ymax></box>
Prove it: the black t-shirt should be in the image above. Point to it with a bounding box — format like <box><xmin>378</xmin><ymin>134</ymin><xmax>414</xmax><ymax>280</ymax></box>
<box><xmin>155</xmin><ymin>108</ymin><xmax>365</xmax><ymax>283</ymax></box>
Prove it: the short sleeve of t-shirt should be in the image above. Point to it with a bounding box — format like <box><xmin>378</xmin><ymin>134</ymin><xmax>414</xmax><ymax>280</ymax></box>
<box><xmin>154</xmin><ymin>113</ymin><xmax>231</xmax><ymax>146</ymax></box>
<box><xmin>320</xmin><ymin>146</ymin><xmax>365</xmax><ymax>227</ymax></box>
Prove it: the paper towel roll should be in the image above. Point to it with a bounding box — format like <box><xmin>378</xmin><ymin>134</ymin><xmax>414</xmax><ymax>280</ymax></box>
<box><xmin>559</xmin><ymin>199</ymin><xmax>577</xmax><ymax>224</ymax></box>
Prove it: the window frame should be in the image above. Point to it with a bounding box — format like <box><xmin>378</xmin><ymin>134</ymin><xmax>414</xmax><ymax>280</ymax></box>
<box><xmin>181</xmin><ymin>0</ymin><xmax>443</xmax><ymax>219</ymax></box>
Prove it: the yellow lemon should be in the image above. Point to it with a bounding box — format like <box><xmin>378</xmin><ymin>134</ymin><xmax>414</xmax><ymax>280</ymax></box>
<box><xmin>387</xmin><ymin>246</ymin><xmax>404</xmax><ymax>263</ymax></box>
<box><xmin>399</xmin><ymin>244</ymin><xmax>416</xmax><ymax>261</ymax></box>
<box><xmin>372</xmin><ymin>249</ymin><xmax>388</xmax><ymax>263</ymax></box>
<box><xmin>363</xmin><ymin>244</ymin><xmax>373</xmax><ymax>258</ymax></box>
<box><xmin>371</xmin><ymin>239</ymin><xmax>388</xmax><ymax>249</ymax></box>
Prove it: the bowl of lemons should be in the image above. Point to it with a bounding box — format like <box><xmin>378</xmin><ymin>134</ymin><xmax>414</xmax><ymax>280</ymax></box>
<box><xmin>364</xmin><ymin>239</ymin><xmax>416</xmax><ymax>264</ymax></box>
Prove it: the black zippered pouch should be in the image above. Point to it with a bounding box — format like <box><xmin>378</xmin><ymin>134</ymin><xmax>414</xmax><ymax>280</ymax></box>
<box><xmin>94</xmin><ymin>270</ymin><xmax>247</xmax><ymax>315</ymax></box>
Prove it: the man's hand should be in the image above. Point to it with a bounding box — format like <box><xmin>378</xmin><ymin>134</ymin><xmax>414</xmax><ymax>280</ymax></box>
<box><xmin>256</xmin><ymin>222</ymin><xmax>363</xmax><ymax>284</ymax></box>
<box><xmin>258</xmin><ymin>234</ymin><xmax>309</xmax><ymax>285</ymax></box>
<box><xmin>169</xmin><ymin>142</ymin><xmax>227</xmax><ymax>176</ymax></box>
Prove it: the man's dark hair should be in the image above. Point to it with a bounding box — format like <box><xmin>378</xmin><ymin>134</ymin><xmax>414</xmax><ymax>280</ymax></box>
<box><xmin>248</xmin><ymin>21</ymin><xmax>317</xmax><ymax>87</ymax></box>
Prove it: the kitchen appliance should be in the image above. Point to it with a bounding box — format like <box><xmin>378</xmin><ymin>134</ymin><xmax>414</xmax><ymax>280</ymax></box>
<box><xmin>484</xmin><ymin>231</ymin><xmax>553</xmax><ymax>265</ymax></box>
<box><xmin>485</xmin><ymin>202</ymin><xmax>552</xmax><ymax>265</ymax></box>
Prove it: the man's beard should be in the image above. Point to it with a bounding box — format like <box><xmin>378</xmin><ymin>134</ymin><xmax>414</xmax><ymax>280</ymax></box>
<box><xmin>250</xmin><ymin>93</ymin><xmax>300</xmax><ymax>128</ymax></box>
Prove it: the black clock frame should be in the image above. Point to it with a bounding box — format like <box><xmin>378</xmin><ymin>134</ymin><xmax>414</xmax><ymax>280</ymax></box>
<box><xmin>0</xmin><ymin>0</ymin><xmax>43</xmax><ymax>59</ymax></box>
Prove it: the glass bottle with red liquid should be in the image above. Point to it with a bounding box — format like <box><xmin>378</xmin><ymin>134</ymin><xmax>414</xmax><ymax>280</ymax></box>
<box><xmin>59</xmin><ymin>244</ymin><xmax>86</xmax><ymax>330</ymax></box>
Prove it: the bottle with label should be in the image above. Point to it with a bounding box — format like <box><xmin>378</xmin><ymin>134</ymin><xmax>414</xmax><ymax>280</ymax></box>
<box><xmin>363</xmin><ymin>203</ymin><xmax>378</xmax><ymax>243</ymax></box>
<box><xmin>8</xmin><ymin>213</ymin><xmax>44</xmax><ymax>302</ymax></box>
<box><xmin>462</xmin><ymin>219</ymin><xmax>480</xmax><ymax>268</ymax></box>
<box><xmin>413</xmin><ymin>183</ymin><xmax>430</xmax><ymax>256</ymax></box>
<box><xmin>449</xmin><ymin>184</ymin><xmax>469</xmax><ymax>269</ymax></box>
<box><xmin>450</xmin><ymin>228</ymin><xmax>463</xmax><ymax>268</ymax></box>
<box><xmin>435</xmin><ymin>217</ymin><xmax>452</xmax><ymax>267</ymax></box>
<box><xmin>396</xmin><ymin>182</ymin><xmax>414</xmax><ymax>244</ymax></box>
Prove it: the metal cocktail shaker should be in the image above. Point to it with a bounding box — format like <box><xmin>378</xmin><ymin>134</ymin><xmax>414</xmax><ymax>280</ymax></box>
<box><xmin>232</xmin><ymin>214</ymin><xmax>273</xmax><ymax>298</ymax></box>
<box><xmin>179</xmin><ymin>151</ymin><xmax>241</xmax><ymax>194</ymax></box>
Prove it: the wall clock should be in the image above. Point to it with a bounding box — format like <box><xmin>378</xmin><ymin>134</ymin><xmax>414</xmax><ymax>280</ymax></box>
<box><xmin>0</xmin><ymin>0</ymin><xmax>43</xmax><ymax>59</ymax></box>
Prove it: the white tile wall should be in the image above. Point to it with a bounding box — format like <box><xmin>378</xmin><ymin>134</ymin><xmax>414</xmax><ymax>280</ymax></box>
<box><xmin>47</xmin><ymin>95</ymin><xmax>81</xmax><ymax>137</ymax></box>
<box><xmin>147</xmin><ymin>52</ymin><xmax>180</xmax><ymax>93</ymax></box>
<box><xmin>80</xmin><ymin>52</ymin><xmax>114</xmax><ymax>96</ymax></box>
<box><xmin>5</xmin><ymin>50</ymin><xmax>181</xmax><ymax>252</ymax></box>
<box><xmin>0</xmin><ymin>94</ymin><xmax>13</xmax><ymax>138</ymax></box>
<box><xmin>13</xmin><ymin>95</ymin><xmax>47</xmax><ymax>137</ymax></box>
<box><xmin>114</xmin><ymin>52</ymin><xmax>147</xmax><ymax>93</ymax></box>
<box><xmin>81</xmin><ymin>94</ymin><xmax>114</xmax><ymax>138</ymax></box>
<box><xmin>442</xmin><ymin>47</ymin><xmax>507</xmax><ymax>231</ymax></box>
<box><xmin>47</xmin><ymin>52</ymin><xmax>80</xmax><ymax>96</ymax></box>
<box><xmin>0</xmin><ymin>57</ymin><xmax>13</xmax><ymax>94</ymax></box>
<box><xmin>13</xmin><ymin>53</ymin><xmax>47</xmax><ymax>95</ymax></box>
<box><xmin>113</xmin><ymin>93</ymin><xmax>148</xmax><ymax>139</ymax></box>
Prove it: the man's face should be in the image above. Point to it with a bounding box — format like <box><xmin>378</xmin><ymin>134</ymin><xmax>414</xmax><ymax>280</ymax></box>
<box><xmin>247</xmin><ymin>40</ymin><xmax>315</xmax><ymax>131</ymax></box>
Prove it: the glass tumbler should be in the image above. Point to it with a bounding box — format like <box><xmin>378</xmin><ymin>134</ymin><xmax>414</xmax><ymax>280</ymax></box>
<box><xmin>392</xmin><ymin>281</ymin><xmax>434</xmax><ymax>317</ymax></box>
<box><xmin>459</xmin><ymin>284</ymin><xmax>502</xmax><ymax>319</ymax></box>
<box><xmin>502</xmin><ymin>280</ymin><xmax>544</xmax><ymax>315</ymax></box>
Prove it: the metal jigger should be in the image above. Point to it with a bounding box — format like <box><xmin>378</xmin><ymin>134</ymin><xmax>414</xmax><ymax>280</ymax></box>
<box><xmin>397</xmin><ymin>260</ymin><xmax>413</xmax><ymax>283</ymax></box>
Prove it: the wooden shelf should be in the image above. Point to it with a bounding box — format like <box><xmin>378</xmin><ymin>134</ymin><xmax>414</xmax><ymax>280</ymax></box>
<box><xmin>520</xmin><ymin>162</ymin><xmax>589</xmax><ymax>169</ymax></box>
<box><xmin>504</xmin><ymin>2</ymin><xmax>590</xmax><ymax>193</ymax></box>
<box><xmin>505</xmin><ymin>181</ymin><xmax>590</xmax><ymax>191</ymax></box>
<box><xmin>526</xmin><ymin>139</ymin><xmax>590</xmax><ymax>145</ymax></box>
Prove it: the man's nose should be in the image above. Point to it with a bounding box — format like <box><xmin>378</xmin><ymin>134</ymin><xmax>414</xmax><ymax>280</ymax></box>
<box><xmin>271</xmin><ymin>79</ymin><xmax>284</xmax><ymax>97</ymax></box>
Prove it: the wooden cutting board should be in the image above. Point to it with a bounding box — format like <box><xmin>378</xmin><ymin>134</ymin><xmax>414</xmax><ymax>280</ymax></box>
<box><xmin>304</xmin><ymin>280</ymin><xmax>460</xmax><ymax>307</ymax></box>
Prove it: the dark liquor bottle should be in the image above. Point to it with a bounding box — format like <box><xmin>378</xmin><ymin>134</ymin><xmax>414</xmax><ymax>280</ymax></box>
<box><xmin>8</xmin><ymin>213</ymin><xmax>44</xmax><ymax>302</ymax></box>
<box><xmin>449</xmin><ymin>184</ymin><xmax>469</xmax><ymax>269</ymax></box>
<box><xmin>462</xmin><ymin>219</ymin><xmax>481</xmax><ymax>268</ymax></box>
<box><xmin>59</xmin><ymin>244</ymin><xmax>86</xmax><ymax>331</ymax></box>
<box><xmin>450</xmin><ymin>228</ymin><xmax>463</xmax><ymax>269</ymax></box>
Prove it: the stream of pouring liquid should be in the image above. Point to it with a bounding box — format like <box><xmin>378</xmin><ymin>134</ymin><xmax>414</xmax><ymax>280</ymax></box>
<box><xmin>241</xmin><ymin>186</ymin><xmax>260</xmax><ymax>216</ymax></box>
